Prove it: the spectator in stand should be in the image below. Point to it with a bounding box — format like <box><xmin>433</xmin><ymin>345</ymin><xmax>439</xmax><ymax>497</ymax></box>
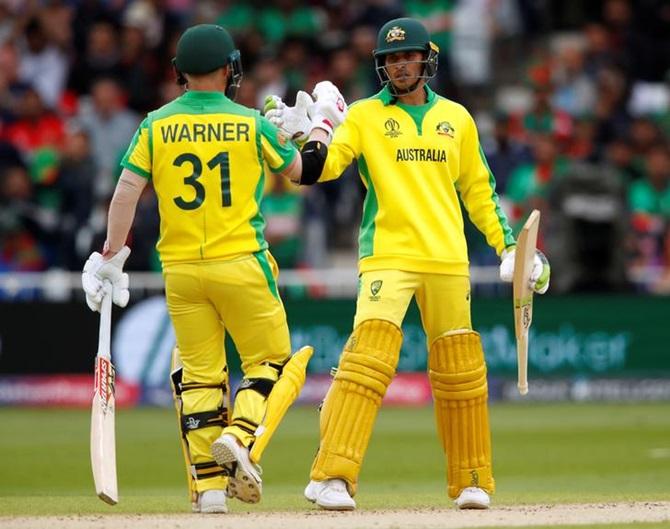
<box><xmin>604</xmin><ymin>136</ymin><xmax>642</xmax><ymax>183</ymax></box>
<box><xmin>17</xmin><ymin>18</ymin><xmax>68</xmax><ymax>110</ymax></box>
<box><xmin>509</xmin><ymin>69</ymin><xmax>573</xmax><ymax>145</ymax></box>
<box><xmin>119</xmin><ymin>15</ymin><xmax>160</xmax><ymax>113</ymax></box>
<box><xmin>257</xmin><ymin>0</ymin><xmax>325</xmax><ymax>44</ymax></box>
<box><xmin>628</xmin><ymin>144</ymin><xmax>670</xmax><ymax>269</ymax></box>
<box><xmin>68</xmin><ymin>20</ymin><xmax>122</xmax><ymax>95</ymax></box>
<box><xmin>349</xmin><ymin>26</ymin><xmax>378</xmax><ymax>98</ymax></box>
<box><xmin>506</xmin><ymin>132</ymin><xmax>569</xmax><ymax>228</ymax></box>
<box><xmin>482</xmin><ymin>113</ymin><xmax>531</xmax><ymax>195</ymax></box>
<box><xmin>0</xmin><ymin>163</ymin><xmax>52</xmax><ymax>270</ymax></box>
<box><xmin>55</xmin><ymin>126</ymin><xmax>96</xmax><ymax>269</ymax></box>
<box><xmin>629</xmin><ymin>117</ymin><xmax>663</xmax><ymax>176</ymax></box>
<box><xmin>0</xmin><ymin>42</ymin><xmax>31</xmax><ymax>123</ymax></box>
<box><xmin>552</xmin><ymin>45</ymin><xmax>596</xmax><ymax>117</ymax></box>
<box><xmin>3</xmin><ymin>88</ymin><xmax>64</xmax><ymax>155</ymax></box>
<box><xmin>77</xmin><ymin>77</ymin><xmax>140</xmax><ymax>198</ymax></box>
<box><xmin>582</xmin><ymin>23</ymin><xmax>616</xmax><ymax>79</ymax></box>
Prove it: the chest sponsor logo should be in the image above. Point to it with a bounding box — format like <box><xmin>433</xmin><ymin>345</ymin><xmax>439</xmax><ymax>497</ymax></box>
<box><xmin>369</xmin><ymin>279</ymin><xmax>383</xmax><ymax>301</ymax></box>
<box><xmin>385</xmin><ymin>26</ymin><xmax>406</xmax><ymax>43</ymax></box>
<box><xmin>384</xmin><ymin>118</ymin><xmax>402</xmax><ymax>138</ymax></box>
<box><xmin>436</xmin><ymin>121</ymin><xmax>455</xmax><ymax>138</ymax></box>
<box><xmin>396</xmin><ymin>148</ymin><xmax>447</xmax><ymax>162</ymax></box>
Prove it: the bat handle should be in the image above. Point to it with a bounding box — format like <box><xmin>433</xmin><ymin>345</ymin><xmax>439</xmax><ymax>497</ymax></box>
<box><xmin>98</xmin><ymin>281</ymin><xmax>113</xmax><ymax>360</ymax></box>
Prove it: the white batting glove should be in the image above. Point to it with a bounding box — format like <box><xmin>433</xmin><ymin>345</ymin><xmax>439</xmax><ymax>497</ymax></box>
<box><xmin>82</xmin><ymin>246</ymin><xmax>131</xmax><ymax>312</ymax></box>
<box><xmin>308</xmin><ymin>81</ymin><xmax>347</xmax><ymax>137</ymax></box>
<box><xmin>499</xmin><ymin>247</ymin><xmax>551</xmax><ymax>294</ymax></box>
<box><xmin>264</xmin><ymin>91</ymin><xmax>313</xmax><ymax>142</ymax></box>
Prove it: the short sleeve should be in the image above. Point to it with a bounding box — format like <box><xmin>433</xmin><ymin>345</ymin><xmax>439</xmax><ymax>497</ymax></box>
<box><xmin>259</xmin><ymin>115</ymin><xmax>298</xmax><ymax>172</ymax></box>
<box><xmin>120</xmin><ymin>117</ymin><xmax>151</xmax><ymax>179</ymax></box>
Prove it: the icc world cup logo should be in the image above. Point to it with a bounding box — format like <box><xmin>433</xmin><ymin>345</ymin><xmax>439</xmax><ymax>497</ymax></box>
<box><xmin>384</xmin><ymin>118</ymin><xmax>402</xmax><ymax>138</ymax></box>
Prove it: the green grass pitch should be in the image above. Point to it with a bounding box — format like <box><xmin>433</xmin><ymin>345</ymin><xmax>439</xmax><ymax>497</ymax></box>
<box><xmin>0</xmin><ymin>402</ymin><xmax>669</xmax><ymax>516</ymax></box>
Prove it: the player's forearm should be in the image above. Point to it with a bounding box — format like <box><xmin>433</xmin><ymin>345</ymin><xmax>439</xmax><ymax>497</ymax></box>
<box><xmin>104</xmin><ymin>169</ymin><xmax>147</xmax><ymax>256</ymax></box>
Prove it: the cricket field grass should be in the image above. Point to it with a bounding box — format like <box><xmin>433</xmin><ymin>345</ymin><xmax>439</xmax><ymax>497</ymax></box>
<box><xmin>0</xmin><ymin>401</ymin><xmax>669</xmax><ymax>528</ymax></box>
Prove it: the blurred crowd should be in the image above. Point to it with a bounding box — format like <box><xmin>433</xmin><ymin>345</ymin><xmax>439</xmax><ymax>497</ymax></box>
<box><xmin>0</xmin><ymin>0</ymin><xmax>668</xmax><ymax>294</ymax></box>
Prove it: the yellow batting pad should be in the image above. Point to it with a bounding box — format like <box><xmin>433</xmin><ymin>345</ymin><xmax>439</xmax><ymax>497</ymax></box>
<box><xmin>429</xmin><ymin>330</ymin><xmax>495</xmax><ymax>498</ymax></box>
<box><xmin>171</xmin><ymin>346</ymin><xmax>229</xmax><ymax>498</ymax></box>
<box><xmin>311</xmin><ymin>319</ymin><xmax>402</xmax><ymax>495</ymax></box>
<box><xmin>250</xmin><ymin>346</ymin><xmax>314</xmax><ymax>463</ymax></box>
<box><xmin>170</xmin><ymin>347</ymin><xmax>197</xmax><ymax>503</ymax></box>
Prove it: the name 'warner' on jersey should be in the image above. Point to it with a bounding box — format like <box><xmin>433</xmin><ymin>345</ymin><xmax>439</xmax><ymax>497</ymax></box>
<box><xmin>319</xmin><ymin>85</ymin><xmax>515</xmax><ymax>276</ymax></box>
<box><xmin>121</xmin><ymin>90</ymin><xmax>297</xmax><ymax>264</ymax></box>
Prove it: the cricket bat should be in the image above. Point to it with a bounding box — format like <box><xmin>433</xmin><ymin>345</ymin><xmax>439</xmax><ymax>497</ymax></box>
<box><xmin>513</xmin><ymin>209</ymin><xmax>540</xmax><ymax>396</ymax></box>
<box><xmin>90</xmin><ymin>282</ymin><xmax>118</xmax><ymax>505</ymax></box>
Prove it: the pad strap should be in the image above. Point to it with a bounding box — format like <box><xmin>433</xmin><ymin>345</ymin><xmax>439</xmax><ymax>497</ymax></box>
<box><xmin>181</xmin><ymin>408</ymin><xmax>228</xmax><ymax>433</ymax></box>
<box><xmin>235</xmin><ymin>377</ymin><xmax>275</xmax><ymax>398</ymax></box>
<box><xmin>193</xmin><ymin>460</ymin><xmax>228</xmax><ymax>480</ymax></box>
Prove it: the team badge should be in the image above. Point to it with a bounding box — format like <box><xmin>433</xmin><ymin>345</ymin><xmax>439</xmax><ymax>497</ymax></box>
<box><xmin>384</xmin><ymin>118</ymin><xmax>402</xmax><ymax>138</ymax></box>
<box><xmin>436</xmin><ymin>121</ymin><xmax>455</xmax><ymax>138</ymax></box>
<box><xmin>369</xmin><ymin>280</ymin><xmax>383</xmax><ymax>301</ymax></box>
<box><xmin>385</xmin><ymin>26</ymin><xmax>406</xmax><ymax>43</ymax></box>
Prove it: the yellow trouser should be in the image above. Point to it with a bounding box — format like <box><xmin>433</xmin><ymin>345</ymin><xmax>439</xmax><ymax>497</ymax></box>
<box><xmin>354</xmin><ymin>270</ymin><xmax>471</xmax><ymax>342</ymax></box>
<box><xmin>312</xmin><ymin>270</ymin><xmax>492</xmax><ymax>497</ymax></box>
<box><xmin>164</xmin><ymin>251</ymin><xmax>291</xmax><ymax>492</ymax></box>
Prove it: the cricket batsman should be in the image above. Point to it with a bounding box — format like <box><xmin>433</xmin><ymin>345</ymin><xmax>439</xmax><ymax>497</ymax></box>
<box><xmin>265</xmin><ymin>18</ymin><xmax>551</xmax><ymax>510</ymax></box>
<box><xmin>80</xmin><ymin>24</ymin><xmax>339</xmax><ymax>513</ymax></box>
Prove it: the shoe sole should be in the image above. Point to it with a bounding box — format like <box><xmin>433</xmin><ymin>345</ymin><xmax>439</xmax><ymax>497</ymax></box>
<box><xmin>211</xmin><ymin>440</ymin><xmax>262</xmax><ymax>504</ymax></box>
<box><xmin>456</xmin><ymin>501</ymin><xmax>490</xmax><ymax>510</ymax></box>
<box><xmin>316</xmin><ymin>501</ymin><xmax>356</xmax><ymax>511</ymax></box>
<box><xmin>197</xmin><ymin>505</ymin><xmax>228</xmax><ymax>514</ymax></box>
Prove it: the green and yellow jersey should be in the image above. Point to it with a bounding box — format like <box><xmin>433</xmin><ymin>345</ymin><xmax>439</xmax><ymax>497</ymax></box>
<box><xmin>320</xmin><ymin>85</ymin><xmax>514</xmax><ymax>276</ymax></box>
<box><xmin>121</xmin><ymin>91</ymin><xmax>297</xmax><ymax>264</ymax></box>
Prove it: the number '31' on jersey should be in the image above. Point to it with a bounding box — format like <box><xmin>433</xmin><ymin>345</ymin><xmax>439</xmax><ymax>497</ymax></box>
<box><xmin>121</xmin><ymin>91</ymin><xmax>297</xmax><ymax>264</ymax></box>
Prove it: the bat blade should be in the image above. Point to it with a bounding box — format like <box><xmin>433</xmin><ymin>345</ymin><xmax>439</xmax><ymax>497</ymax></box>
<box><xmin>513</xmin><ymin>210</ymin><xmax>540</xmax><ymax>396</ymax></box>
<box><xmin>90</xmin><ymin>286</ymin><xmax>118</xmax><ymax>505</ymax></box>
<box><xmin>91</xmin><ymin>356</ymin><xmax>118</xmax><ymax>505</ymax></box>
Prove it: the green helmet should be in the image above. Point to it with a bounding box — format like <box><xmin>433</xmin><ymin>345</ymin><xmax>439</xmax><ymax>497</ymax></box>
<box><xmin>173</xmin><ymin>24</ymin><xmax>243</xmax><ymax>100</ymax></box>
<box><xmin>372</xmin><ymin>18</ymin><xmax>439</xmax><ymax>96</ymax></box>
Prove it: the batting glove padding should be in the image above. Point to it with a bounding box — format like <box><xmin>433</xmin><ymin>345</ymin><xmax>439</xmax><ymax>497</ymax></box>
<box><xmin>82</xmin><ymin>246</ymin><xmax>131</xmax><ymax>312</ymax></box>
<box><xmin>499</xmin><ymin>247</ymin><xmax>550</xmax><ymax>294</ymax></box>
<box><xmin>264</xmin><ymin>91</ymin><xmax>313</xmax><ymax>142</ymax></box>
<box><xmin>309</xmin><ymin>81</ymin><xmax>347</xmax><ymax>137</ymax></box>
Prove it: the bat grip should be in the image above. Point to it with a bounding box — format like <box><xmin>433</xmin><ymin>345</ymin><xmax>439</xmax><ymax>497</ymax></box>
<box><xmin>97</xmin><ymin>281</ymin><xmax>113</xmax><ymax>360</ymax></box>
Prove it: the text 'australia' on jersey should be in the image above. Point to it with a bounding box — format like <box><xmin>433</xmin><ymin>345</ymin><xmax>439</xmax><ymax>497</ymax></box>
<box><xmin>318</xmin><ymin>85</ymin><xmax>514</xmax><ymax>276</ymax></box>
<box><xmin>121</xmin><ymin>91</ymin><xmax>297</xmax><ymax>264</ymax></box>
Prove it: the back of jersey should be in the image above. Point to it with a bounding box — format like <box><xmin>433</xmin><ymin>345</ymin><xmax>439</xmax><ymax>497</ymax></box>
<box><xmin>122</xmin><ymin>91</ymin><xmax>291</xmax><ymax>264</ymax></box>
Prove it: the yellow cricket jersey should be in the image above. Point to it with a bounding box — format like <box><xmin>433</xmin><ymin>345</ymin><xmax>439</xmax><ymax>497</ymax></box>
<box><xmin>121</xmin><ymin>90</ymin><xmax>297</xmax><ymax>264</ymax></box>
<box><xmin>321</xmin><ymin>85</ymin><xmax>515</xmax><ymax>276</ymax></box>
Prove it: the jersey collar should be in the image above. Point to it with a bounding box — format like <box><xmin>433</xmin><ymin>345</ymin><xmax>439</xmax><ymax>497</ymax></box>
<box><xmin>377</xmin><ymin>84</ymin><xmax>436</xmax><ymax>106</ymax></box>
<box><xmin>181</xmin><ymin>90</ymin><xmax>230</xmax><ymax>101</ymax></box>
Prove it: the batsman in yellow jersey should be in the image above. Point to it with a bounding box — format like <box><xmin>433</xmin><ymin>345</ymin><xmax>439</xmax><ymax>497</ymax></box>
<box><xmin>265</xmin><ymin>17</ymin><xmax>551</xmax><ymax>510</ymax></box>
<box><xmin>79</xmin><ymin>24</ymin><xmax>341</xmax><ymax>514</ymax></box>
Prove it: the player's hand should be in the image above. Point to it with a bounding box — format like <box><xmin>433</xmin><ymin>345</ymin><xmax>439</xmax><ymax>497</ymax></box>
<box><xmin>499</xmin><ymin>247</ymin><xmax>550</xmax><ymax>294</ymax></box>
<box><xmin>308</xmin><ymin>81</ymin><xmax>347</xmax><ymax>137</ymax></box>
<box><xmin>82</xmin><ymin>246</ymin><xmax>131</xmax><ymax>312</ymax></box>
<box><xmin>264</xmin><ymin>91</ymin><xmax>313</xmax><ymax>142</ymax></box>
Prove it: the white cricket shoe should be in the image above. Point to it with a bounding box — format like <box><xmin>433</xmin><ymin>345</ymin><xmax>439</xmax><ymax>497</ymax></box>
<box><xmin>211</xmin><ymin>433</ymin><xmax>262</xmax><ymax>504</ymax></box>
<box><xmin>193</xmin><ymin>489</ymin><xmax>228</xmax><ymax>513</ymax></box>
<box><xmin>455</xmin><ymin>487</ymin><xmax>490</xmax><ymax>509</ymax></box>
<box><xmin>304</xmin><ymin>479</ymin><xmax>356</xmax><ymax>510</ymax></box>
